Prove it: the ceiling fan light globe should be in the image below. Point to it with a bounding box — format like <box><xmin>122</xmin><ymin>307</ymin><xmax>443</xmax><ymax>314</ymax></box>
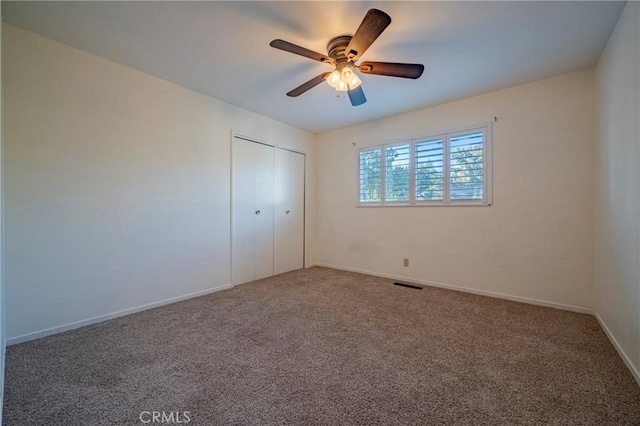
<box><xmin>342</xmin><ymin>67</ymin><xmax>361</xmax><ymax>88</ymax></box>
<box><xmin>327</xmin><ymin>66</ymin><xmax>362</xmax><ymax>92</ymax></box>
<box><xmin>327</xmin><ymin>70</ymin><xmax>341</xmax><ymax>89</ymax></box>
<box><xmin>346</xmin><ymin>72</ymin><xmax>362</xmax><ymax>90</ymax></box>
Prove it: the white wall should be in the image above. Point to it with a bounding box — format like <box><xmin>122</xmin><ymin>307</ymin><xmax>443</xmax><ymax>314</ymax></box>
<box><xmin>594</xmin><ymin>1</ymin><xmax>640</xmax><ymax>383</ymax></box>
<box><xmin>317</xmin><ymin>69</ymin><xmax>595</xmax><ymax>312</ymax></box>
<box><xmin>2</xmin><ymin>24</ymin><xmax>317</xmax><ymax>343</ymax></box>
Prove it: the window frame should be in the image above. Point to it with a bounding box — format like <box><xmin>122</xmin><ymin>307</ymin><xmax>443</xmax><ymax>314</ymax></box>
<box><xmin>356</xmin><ymin>123</ymin><xmax>492</xmax><ymax>207</ymax></box>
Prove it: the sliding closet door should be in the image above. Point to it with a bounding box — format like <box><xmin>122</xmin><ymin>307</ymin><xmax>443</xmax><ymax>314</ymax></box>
<box><xmin>253</xmin><ymin>143</ymin><xmax>275</xmax><ymax>280</ymax></box>
<box><xmin>274</xmin><ymin>149</ymin><xmax>305</xmax><ymax>274</ymax></box>
<box><xmin>232</xmin><ymin>136</ymin><xmax>304</xmax><ymax>284</ymax></box>
<box><xmin>232</xmin><ymin>138</ymin><xmax>274</xmax><ymax>285</ymax></box>
<box><xmin>232</xmin><ymin>138</ymin><xmax>256</xmax><ymax>285</ymax></box>
<box><xmin>288</xmin><ymin>151</ymin><xmax>305</xmax><ymax>270</ymax></box>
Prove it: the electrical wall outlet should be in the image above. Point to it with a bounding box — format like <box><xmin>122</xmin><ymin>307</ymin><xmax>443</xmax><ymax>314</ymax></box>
<box><xmin>403</xmin><ymin>258</ymin><xmax>409</xmax><ymax>267</ymax></box>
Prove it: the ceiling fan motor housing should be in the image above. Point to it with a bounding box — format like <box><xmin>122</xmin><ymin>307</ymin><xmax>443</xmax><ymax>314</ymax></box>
<box><xmin>325</xmin><ymin>36</ymin><xmax>362</xmax><ymax>92</ymax></box>
<box><xmin>327</xmin><ymin>35</ymin><xmax>353</xmax><ymax>65</ymax></box>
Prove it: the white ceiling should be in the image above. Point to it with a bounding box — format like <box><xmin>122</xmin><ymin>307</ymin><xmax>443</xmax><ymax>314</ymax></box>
<box><xmin>2</xmin><ymin>1</ymin><xmax>625</xmax><ymax>134</ymax></box>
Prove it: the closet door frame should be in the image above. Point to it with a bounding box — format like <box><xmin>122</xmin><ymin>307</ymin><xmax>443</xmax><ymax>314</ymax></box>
<box><xmin>230</xmin><ymin>131</ymin><xmax>306</xmax><ymax>285</ymax></box>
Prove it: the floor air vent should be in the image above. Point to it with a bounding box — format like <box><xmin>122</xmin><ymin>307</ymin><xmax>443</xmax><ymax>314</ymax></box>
<box><xmin>393</xmin><ymin>282</ymin><xmax>423</xmax><ymax>290</ymax></box>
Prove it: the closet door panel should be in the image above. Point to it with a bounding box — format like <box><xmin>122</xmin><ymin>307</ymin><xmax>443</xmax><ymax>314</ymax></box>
<box><xmin>232</xmin><ymin>139</ymin><xmax>256</xmax><ymax>285</ymax></box>
<box><xmin>274</xmin><ymin>149</ymin><xmax>305</xmax><ymax>274</ymax></box>
<box><xmin>289</xmin><ymin>151</ymin><xmax>305</xmax><ymax>271</ymax></box>
<box><xmin>273</xmin><ymin>148</ymin><xmax>289</xmax><ymax>275</ymax></box>
<box><xmin>253</xmin><ymin>142</ymin><xmax>275</xmax><ymax>280</ymax></box>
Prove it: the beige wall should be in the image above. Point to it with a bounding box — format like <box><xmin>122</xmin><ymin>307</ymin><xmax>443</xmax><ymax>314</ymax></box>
<box><xmin>2</xmin><ymin>24</ymin><xmax>317</xmax><ymax>343</ymax></box>
<box><xmin>317</xmin><ymin>69</ymin><xmax>596</xmax><ymax>312</ymax></box>
<box><xmin>594</xmin><ymin>1</ymin><xmax>640</xmax><ymax>383</ymax></box>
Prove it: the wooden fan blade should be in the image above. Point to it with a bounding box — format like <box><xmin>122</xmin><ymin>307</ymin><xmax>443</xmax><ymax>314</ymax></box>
<box><xmin>270</xmin><ymin>39</ymin><xmax>334</xmax><ymax>64</ymax></box>
<box><xmin>287</xmin><ymin>72</ymin><xmax>331</xmax><ymax>97</ymax></box>
<box><xmin>345</xmin><ymin>9</ymin><xmax>392</xmax><ymax>61</ymax></box>
<box><xmin>359</xmin><ymin>62</ymin><xmax>424</xmax><ymax>79</ymax></box>
<box><xmin>348</xmin><ymin>85</ymin><xmax>367</xmax><ymax>106</ymax></box>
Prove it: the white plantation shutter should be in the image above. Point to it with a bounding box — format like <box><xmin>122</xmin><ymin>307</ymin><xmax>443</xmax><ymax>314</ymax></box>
<box><xmin>359</xmin><ymin>148</ymin><xmax>382</xmax><ymax>203</ymax></box>
<box><xmin>415</xmin><ymin>139</ymin><xmax>444</xmax><ymax>201</ymax></box>
<box><xmin>356</xmin><ymin>124</ymin><xmax>490</xmax><ymax>206</ymax></box>
<box><xmin>449</xmin><ymin>132</ymin><xmax>484</xmax><ymax>201</ymax></box>
<box><xmin>385</xmin><ymin>144</ymin><xmax>411</xmax><ymax>202</ymax></box>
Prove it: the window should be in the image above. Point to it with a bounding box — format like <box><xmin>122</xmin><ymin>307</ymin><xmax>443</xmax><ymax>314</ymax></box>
<box><xmin>449</xmin><ymin>131</ymin><xmax>484</xmax><ymax>201</ymax></box>
<box><xmin>359</xmin><ymin>148</ymin><xmax>382</xmax><ymax>203</ymax></box>
<box><xmin>358</xmin><ymin>125</ymin><xmax>491</xmax><ymax>206</ymax></box>
<box><xmin>415</xmin><ymin>138</ymin><xmax>444</xmax><ymax>202</ymax></box>
<box><xmin>385</xmin><ymin>144</ymin><xmax>410</xmax><ymax>202</ymax></box>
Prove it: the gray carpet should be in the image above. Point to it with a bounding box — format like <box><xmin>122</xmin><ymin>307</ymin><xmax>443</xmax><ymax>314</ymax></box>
<box><xmin>3</xmin><ymin>267</ymin><xmax>640</xmax><ymax>425</ymax></box>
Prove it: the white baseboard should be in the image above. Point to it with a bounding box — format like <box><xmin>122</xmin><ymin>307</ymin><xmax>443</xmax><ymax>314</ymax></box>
<box><xmin>595</xmin><ymin>313</ymin><xmax>640</xmax><ymax>386</ymax></box>
<box><xmin>7</xmin><ymin>283</ymin><xmax>233</xmax><ymax>346</ymax></box>
<box><xmin>314</xmin><ymin>263</ymin><xmax>594</xmax><ymax>314</ymax></box>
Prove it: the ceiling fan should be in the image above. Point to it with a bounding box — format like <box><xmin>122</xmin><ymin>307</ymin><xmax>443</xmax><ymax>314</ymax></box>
<box><xmin>270</xmin><ymin>9</ymin><xmax>424</xmax><ymax>107</ymax></box>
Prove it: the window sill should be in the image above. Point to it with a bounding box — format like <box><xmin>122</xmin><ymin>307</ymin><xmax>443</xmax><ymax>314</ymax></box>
<box><xmin>356</xmin><ymin>202</ymin><xmax>491</xmax><ymax>208</ymax></box>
